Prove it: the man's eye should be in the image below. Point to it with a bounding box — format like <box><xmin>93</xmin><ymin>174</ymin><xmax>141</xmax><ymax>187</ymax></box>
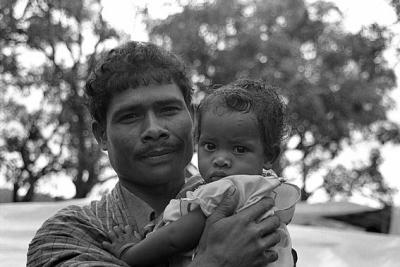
<box><xmin>233</xmin><ymin>146</ymin><xmax>247</xmax><ymax>154</ymax></box>
<box><xmin>120</xmin><ymin>113</ymin><xmax>140</xmax><ymax>122</ymax></box>
<box><xmin>161</xmin><ymin>106</ymin><xmax>180</xmax><ymax>114</ymax></box>
<box><xmin>204</xmin><ymin>143</ymin><xmax>216</xmax><ymax>152</ymax></box>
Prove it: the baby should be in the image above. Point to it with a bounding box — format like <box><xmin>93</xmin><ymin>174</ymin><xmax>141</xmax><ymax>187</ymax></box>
<box><xmin>103</xmin><ymin>79</ymin><xmax>300</xmax><ymax>266</ymax></box>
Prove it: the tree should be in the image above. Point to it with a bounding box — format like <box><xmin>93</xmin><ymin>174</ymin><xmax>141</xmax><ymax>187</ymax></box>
<box><xmin>145</xmin><ymin>0</ymin><xmax>398</xmax><ymax>204</ymax></box>
<box><xmin>323</xmin><ymin>148</ymin><xmax>396</xmax><ymax>204</ymax></box>
<box><xmin>0</xmin><ymin>0</ymin><xmax>120</xmax><ymax>201</ymax></box>
<box><xmin>390</xmin><ymin>0</ymin><xmax>400</xmax><ymax>22</ymax></box>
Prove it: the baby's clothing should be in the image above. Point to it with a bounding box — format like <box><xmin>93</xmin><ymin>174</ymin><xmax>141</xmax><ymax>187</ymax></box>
<box><xmin>162</xmin><ymin>171</ymin><xmax>300</xmax><ymax>267</ymax></box>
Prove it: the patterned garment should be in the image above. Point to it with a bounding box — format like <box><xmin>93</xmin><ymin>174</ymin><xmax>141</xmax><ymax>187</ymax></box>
<box><xmin>27</xmin><ymin>177</ymin><xmax>204</xmax><ymax>267</ymax></box>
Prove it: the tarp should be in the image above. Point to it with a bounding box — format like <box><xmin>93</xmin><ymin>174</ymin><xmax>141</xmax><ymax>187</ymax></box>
<box><xmin>289</xmin><ymin>224</ymin><xmax>400</xmax><ymax>267</ymax></box>
<box><xmin>390</xmin><ymin>206</ymin><xmax>400</xmax><ymax>234</ymax></box>
<box><xmin>1</xmin><ymin>200</ymin><xmax>400</xmax><ymax>267</ymax></box>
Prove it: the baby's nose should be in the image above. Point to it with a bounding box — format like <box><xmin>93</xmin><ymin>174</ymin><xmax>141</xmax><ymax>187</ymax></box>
<box><xmin>213</xmin><ymin>156</ymin><xmax>232</xmax><ymax>168</ymax></box>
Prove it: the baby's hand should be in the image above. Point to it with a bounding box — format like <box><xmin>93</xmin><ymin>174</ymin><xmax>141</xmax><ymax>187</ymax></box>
<box><xmin>102</xmin><ymin>225</ymin><xmax>141</xmax><ymax>259</ymax></box>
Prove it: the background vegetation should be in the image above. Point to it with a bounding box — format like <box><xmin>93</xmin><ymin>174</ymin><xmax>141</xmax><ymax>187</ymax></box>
<box><xmin>1</xmin><ymin>0</ymin><xmax>399</xmax><ymax>204</ymax></box>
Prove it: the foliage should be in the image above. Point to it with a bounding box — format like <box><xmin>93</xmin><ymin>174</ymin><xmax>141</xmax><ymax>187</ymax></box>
<box><xmin>0</xmin><ymin>0</ymin><xmax>120</xmax><ymax>201</ymax></box>
<box><xmin>390</xmin><ymin>0</ymin><xmax>400</xmax><ymax>22</ymax></box>
<box><xmin>145</xmin><ymin>0</ymin><xmax>398</xmax><ymax>204</ymax></box>
<box><xmin>323</xmin><ymin>149</ymin><xmax>396</xmax><ymax>204</ymax></box>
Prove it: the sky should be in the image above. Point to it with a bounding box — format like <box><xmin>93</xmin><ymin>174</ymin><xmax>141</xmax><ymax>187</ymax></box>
<box><xmin>1</xmin><ymin>0</ymin><xmax>399</xmax><ymax>205</ymax></box>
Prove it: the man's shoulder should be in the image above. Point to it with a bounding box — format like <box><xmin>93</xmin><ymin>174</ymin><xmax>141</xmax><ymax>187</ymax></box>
<box><xmin>29</xmin><ymin>197</ymin><xmax>113</xmax><ymax>254</ymax></box>
<box><xmin>27</xmin><ymin>194</ymin><xmax>129</xmax><ymax>267</ymax></box>
<box><xmin>35</xmin><ymin>191</ymin><xmax>120</xmax><ymax>235</ymax></box>
<box><xmin>35</xmin><ymin>200</ymin><xmax>102</xmax><ymax>233</ymax></box>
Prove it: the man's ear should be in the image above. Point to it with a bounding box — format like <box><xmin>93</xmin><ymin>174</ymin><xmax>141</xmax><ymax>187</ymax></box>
<box><xmin>263</xmin><ymin>145</ymin><xmax>281</xmax><ymax>169</ymax></box>
<box><xmin>92</xmin><ymin>121</ymin><xmax>107</xmax><ymax>151</ymax></box>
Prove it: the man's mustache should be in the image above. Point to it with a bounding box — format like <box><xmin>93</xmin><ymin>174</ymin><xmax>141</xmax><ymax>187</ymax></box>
<box><xmin>135</xmin><ymin>142</ymin><xmax>181</xmax><ymax>158</ymax></box>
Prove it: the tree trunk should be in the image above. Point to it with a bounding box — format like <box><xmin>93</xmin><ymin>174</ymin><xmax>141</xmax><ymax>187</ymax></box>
<box><xmin>73</xmin><ymin>166</ymin><xmax>87</xmax><ymax>199</ymax></box>
<box><xmin>300</xmin><ymin>185</ymin><xmax>311</xmax><ymax>201</ymax></box>
<box><xmin>72</xmin><ymin>98</ymin><xmax>99</xmax><ymax>199</ymax></box>
<box><xmin>12</xmin><ymin>182</ymin><xmax>19</xmax><ymax>202</ymax></box>
<box><xmin>74</xmin><ymin>180</ymin><xmax>91</xmax><ymax>198</ymax></box>
<box><xmin>300</xmin><ymin>154</ymin><xmax>311</xmax><ymax>201</ymax></box>
<box><xmin>22</xmin><ymin>182</ymin><xmax>36</xmax><ymax>202</ymax></box>
<box><xmin>74</xmin><ymin>161</ymin><xmax>99</xmax><ymax>199</ymax></box>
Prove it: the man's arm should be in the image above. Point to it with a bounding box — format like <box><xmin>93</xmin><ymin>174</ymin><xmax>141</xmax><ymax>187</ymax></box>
<box><xmin>27</xmin><ymin>205</ymin><xmax>129</xmax><ymax>267</ymax></box>
<box><xmin>189</xmin><ymin>188</ymin><xmax>281</xmax><ymax>267</ymax></box>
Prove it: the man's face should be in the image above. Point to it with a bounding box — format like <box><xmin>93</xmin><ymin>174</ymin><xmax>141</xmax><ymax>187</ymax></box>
<box><xmin>98</xmin><ymin>83</ymin><xmax>193</xmax><ymax>189</ymax></box>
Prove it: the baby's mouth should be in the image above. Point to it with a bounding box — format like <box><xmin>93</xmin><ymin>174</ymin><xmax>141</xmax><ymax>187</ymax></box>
<box><xmin>208</xmin><ymin>171</ymin><xmax>228</xmax><ymax>181</ymax></box>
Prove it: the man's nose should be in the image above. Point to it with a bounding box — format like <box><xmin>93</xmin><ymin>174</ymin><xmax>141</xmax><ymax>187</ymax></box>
<box><xmin>213</xmin><ymin>154</ymin><xmax>232</xmax><ymax>168</ymax></box>
<box><xmin>140</xmin><ymin>113</ymin><xmax>169</xmax><ymax>142</ymax></box>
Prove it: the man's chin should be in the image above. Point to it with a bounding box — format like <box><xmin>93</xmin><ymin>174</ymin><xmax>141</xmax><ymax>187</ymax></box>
<box><xmin>129</xmin><ymin>165</ymin><xmax>185</xmax><ymax>185</ymax></box>
<box><xmin>120</xmin><ymin>173</ymin><xmax>184</xmax><ymax>188</ymax></box>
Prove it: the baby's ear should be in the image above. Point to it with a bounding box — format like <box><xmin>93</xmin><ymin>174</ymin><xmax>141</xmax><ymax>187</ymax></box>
<box><xmin>263</xmin><ymin>145</ymin><xmax>281</xmax><ymax>168</ymax></box>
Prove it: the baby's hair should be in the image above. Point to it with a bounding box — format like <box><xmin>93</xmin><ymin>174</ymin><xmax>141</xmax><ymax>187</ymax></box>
<box><xmin>84</xmin><ymin>41</ymin><xmax>193</xmax><ymax>125</ymax></box>
<box><xmin>196</xmin><ymin>79</ymin><xmax>288</xmax><ymax>162</ymax></box>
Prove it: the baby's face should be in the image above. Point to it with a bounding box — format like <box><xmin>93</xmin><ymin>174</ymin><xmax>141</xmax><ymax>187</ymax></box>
<box><xmin>197</xmin><ymin>109</ymin><xmax>267</xmax><ymax>183</ymax></box>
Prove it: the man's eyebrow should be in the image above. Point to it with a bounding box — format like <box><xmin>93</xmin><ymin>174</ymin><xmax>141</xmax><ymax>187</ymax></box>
<box><xmin>111</xmin><ymin>97</ymin><xmax>184</xmax><ymax>117</ymax></box>
<box><xmin>114</xmin><ymin>104</ymin><xmax>140</xmax><ymax>114</ymax></box>
<box><xmin>154</xmin><ymin>98</ymin><xmax>185</xmax><ymax>106</ymax></box>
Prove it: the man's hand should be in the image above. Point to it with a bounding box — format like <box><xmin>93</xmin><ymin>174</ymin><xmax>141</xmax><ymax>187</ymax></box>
<box><xmin>191</xmin><ymin>187</ymin><xmax>281</xmax><ymax>267</ymax></box>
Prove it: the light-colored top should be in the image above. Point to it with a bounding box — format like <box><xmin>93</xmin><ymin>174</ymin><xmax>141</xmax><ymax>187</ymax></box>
<box><xmin>163</xmin><ymin>172</ymin><xmax>301</xmax><ymax>267</ymax></box>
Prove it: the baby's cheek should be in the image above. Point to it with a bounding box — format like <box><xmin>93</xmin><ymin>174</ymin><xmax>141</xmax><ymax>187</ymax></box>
<box><xmin>197</xmin><ymin>154</ymin><xmax>211</xmax><ymax>179</ymax></box>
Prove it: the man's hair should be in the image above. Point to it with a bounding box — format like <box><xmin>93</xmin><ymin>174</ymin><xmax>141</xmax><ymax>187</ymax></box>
<box><xmin>196</xmin><ymin>79</ymin><xmax>288</xmax><ymax>162</ymax></box>
<box><xmin>85</xmin><ymin>41</ymin><xmax>193</xmax><ymax>124</ymax></box>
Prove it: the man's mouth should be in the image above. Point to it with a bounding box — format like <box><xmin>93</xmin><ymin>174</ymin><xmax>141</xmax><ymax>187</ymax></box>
<box><xmin>143</xmin><ymin>148</ymin><xmax>175</xmax><ymax>157</ymax></box>
<box><xmin>138</xmin><ymin>146</ymin><xmax>178</xmax><ymax>162</ymax></box>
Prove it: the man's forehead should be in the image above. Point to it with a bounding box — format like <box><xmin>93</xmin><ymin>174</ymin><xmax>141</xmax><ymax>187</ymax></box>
<box><xmin>109</xmin><ymin>84</ymin><xmax>185</xmax><ymax>111</ymax></box>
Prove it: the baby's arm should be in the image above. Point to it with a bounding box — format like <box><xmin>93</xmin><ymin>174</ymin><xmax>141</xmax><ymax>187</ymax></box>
<box><xmin>102</xmin><ymin>225</ymin><xmax>141</xmax><ymax>260</ymax></box>
<box><xmin>105</xmin><ymin>208</ymin><xmax>206</xmax><ymax>267</ymax></box>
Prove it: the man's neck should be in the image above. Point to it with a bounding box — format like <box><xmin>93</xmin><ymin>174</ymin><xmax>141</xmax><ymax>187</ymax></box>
<box><xmin>120</xmin><ymin>179</ymin><xmax>185</xmax><ymax>215</ymax></box>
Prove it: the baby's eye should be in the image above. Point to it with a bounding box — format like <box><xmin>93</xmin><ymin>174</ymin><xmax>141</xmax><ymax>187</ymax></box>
<box><xmin>233</xmin><ymin>146</ymin><xmax>247</xmax><ymax>154</ymax></box>
<box><xmin>204</xmin><ymin>143</ymin><xmax>216</xmax><ymax>152</ymax></box>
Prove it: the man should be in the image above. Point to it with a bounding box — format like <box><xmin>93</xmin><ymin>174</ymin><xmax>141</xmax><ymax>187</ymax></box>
<box><xmin>27</xmin><ymin>41</ymin><xmax>281</xmax><ymax>266</ymax></box>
